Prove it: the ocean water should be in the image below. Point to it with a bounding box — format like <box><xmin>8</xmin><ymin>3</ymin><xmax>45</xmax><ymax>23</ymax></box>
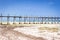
<box><xmin>0</xmin><ymin>17</ymin><xmax>60</xmax><ymax>23</ymax></box>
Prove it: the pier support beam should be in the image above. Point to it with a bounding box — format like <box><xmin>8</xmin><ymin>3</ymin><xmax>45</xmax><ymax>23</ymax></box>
<box><xmin>24</xmin><ymin>17</ymin><xmax>27</xmax><ymax>24</ymax></box>
<box><xmin>0</xmin><ymin>14</ymin><xmax>2</xmax><ymax>25</ymax></box>
<box><xmin>19</xmin><ymin>17</ymin><xmax>21</xmax><ymax>24</ymax></box>
<box><xmin>51</xmin><ymin>17</ymin><xmax>53</xmax><ymax>24</ymax></box>
<box><xmin>33</xmin><ymin>17</ymin><xmax>35</xmax><ymax>24</ymax></box>
<box><xmin>38</xmin><ymin>17</ymin><xmax>40</xmax><ymax>24</ymax></box>
<box><xmin>44</xmin><ymin>18</ymin><xmax>46</xmax><ymax>24</ymax></box>
<box><xmin>29</xmin><ymin>17</ymin><xmax>30</xmax><ymax>24</ymax></box>
<box><xmin>57</xmin><ymin>18</ymin><xmax>59</xmax><ymax>24</ymax></box>
<box><xmin>55</xmin><ymin>18</ymin><xmax>57</xmax><ymax>24</ymax></box>
<box><xmin>48</xmin><ymin>18</ymin><xmax>49</xmax><ymax>24</ymax></box>
<box><xmin>13</xmin><ymin>16</ymin><xmax>16</xmax><ymax>24</ymax></box>
<box><xmin>41</xmin><ymin>17</ymin><xmax>43</xmax><ymax>24</ymax></box>
<box><xmin>7</xmin><ymin>16</ymin><xmax>9</xmax><ymax>25</ymax></box>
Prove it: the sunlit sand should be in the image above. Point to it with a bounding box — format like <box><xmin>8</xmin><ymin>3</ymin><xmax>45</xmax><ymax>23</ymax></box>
<box><xmin>0</xmin><ymin>22</ymin><xmax>60</xmax><ymax>40</ymax></box>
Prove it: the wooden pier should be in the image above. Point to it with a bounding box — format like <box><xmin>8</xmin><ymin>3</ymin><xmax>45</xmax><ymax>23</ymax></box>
<box><xmin>0</xmin><ymin>14</ymin><xmax>60</xmax><ymax>25</ymax></box>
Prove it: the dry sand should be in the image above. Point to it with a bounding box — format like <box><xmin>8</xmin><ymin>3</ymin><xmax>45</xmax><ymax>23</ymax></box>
<box><xmin>0</xmin><ymin>26</ymin><xmax>46</xmax><ymax>40</ymax></box>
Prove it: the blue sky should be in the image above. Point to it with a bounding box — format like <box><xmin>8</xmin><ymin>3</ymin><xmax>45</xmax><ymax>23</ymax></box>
<box><xmin>0</xmin><ymin>0</ymin><xmax>60</xmax><ymax>16</ymax></box>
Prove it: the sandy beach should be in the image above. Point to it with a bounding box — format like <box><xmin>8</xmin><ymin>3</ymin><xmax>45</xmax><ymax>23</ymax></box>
<box><xmin>0</xmin><ymin>25</ymin><xmax>46</xmax><ymax>40</ymax></box>
<box><xmin>0</xmin><ymin>24</ymin><xmax>60</xmax><ymax>40</ymax></box>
